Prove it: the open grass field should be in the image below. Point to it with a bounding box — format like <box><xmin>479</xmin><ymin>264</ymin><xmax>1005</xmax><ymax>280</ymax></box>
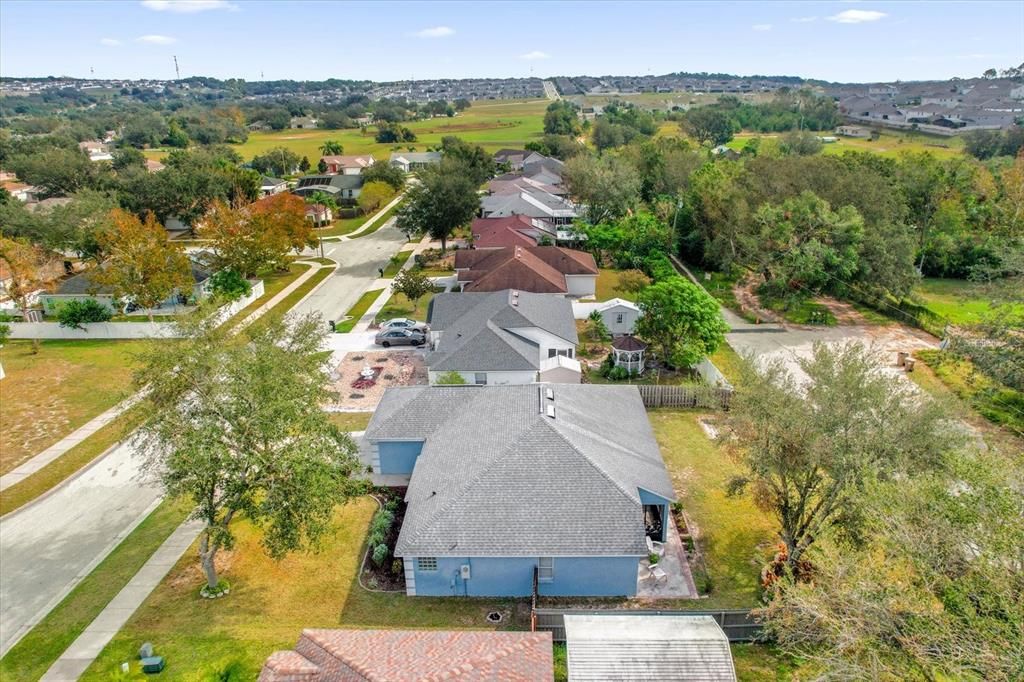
<box><xmin>649</xmin><ymin>410</ymin><xmax>775</xmax><ymax>607</ymax></box>
<box><xmin>721</xmin><ymin>129</ymin><xmax>965</xmax><ymax>159</ymax></box>
<box><xmin>225</xmin><ymin>99</ymin><xmax>549</xmax><ymax>164</ymax></box>
<box><xmin>82</xmin><ymin>499</ymin><xmax>525</xmax><ymax>680</ymax></box>
<box><xmin>912</xmin><ymin>277</ymin><xmax>1019</xmax><ymax>325</ymax></box>
<box><xmin>0</xmin><ymin>499</ymin><xmax>190</xmax><ymax>682</ymax></box>
<box><xmin>0</xmin><ymin>339</ymin><xmax>146</xmax><ymax>474</ymax></box>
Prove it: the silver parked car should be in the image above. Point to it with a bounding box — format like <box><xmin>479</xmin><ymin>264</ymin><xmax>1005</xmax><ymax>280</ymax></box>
<box><xmin>374</xmin><ymin>328</ymin><xmax>426</xmax><ymax>348</ymax></box>
<box><xmin>379</xmin><ymin>317</ymin><xmax>428</xmax><ymax>333</ymax></box>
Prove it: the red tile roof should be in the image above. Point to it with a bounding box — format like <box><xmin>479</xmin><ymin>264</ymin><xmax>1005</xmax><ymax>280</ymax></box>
<box><xmin>455</xmin><ymin>246</ymin><xmax>597</xmax><ymax>294</ymax></box>
<box><xmin>259</xmin><ymin>629</ymin><xmax>554</xmax><ymax>682</ymax></box>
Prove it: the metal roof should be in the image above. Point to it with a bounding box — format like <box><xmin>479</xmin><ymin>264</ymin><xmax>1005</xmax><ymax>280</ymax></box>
<box><xmin>564</xmin><ymin>614</ymin><xmax>737</xmax><ymax>681</ymax></box>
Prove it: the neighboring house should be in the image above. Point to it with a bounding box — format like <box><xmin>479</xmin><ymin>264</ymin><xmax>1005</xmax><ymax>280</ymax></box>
<box><xmin>78</xmin><ymin>140</ymin><xmax>113</xmax><ymax>162</ymax></box>
<box><xmin>836</xmin><ymin>125</ymin><xmax>871</xmax><ymax>138</ymax></box>
<box><xmin>320</xmin><ymin>154</ymin><xmax>375</xmax><ymax>175</ymax></box>
<box><xmin>38</xmin><ymin>259</ymin><xmax>212</xmax><ymax>314</ymax></box>
<box><xmin>522</xmin><ymin>152</ymin><xmax>565</xmax><ymax>184</ymax></box>
<box><xmin>144</xmin><ymin>158</ymin><xmax>165</xmax><ymax>173</ymax></box>
<box><xmin>455</xmin><ymin>246</ymin><xmax>598</xmax><ymax>297</ymax></box>
<box><xmin>259</xmin><ymin>176</ymin><xmax>288</xmax><ymax>197</ymax></box>
<box><xmin>493</xmin><ymin>148</ymin><xmax>530</xmax><ymax>170</ymax></box>
<box><xmin>305</xmin><ymin>203</ymin><xmax>333</xmax><ymax>227</ymax></box>
<box><xmin>260</xmin><ymin>629</ymin><xmax>554</xmax><ymax>682</ymax></box>
<box><xmin>389</xmin><ymin>151</ymin><xmax>441</xmax><ymax>172</ymax></box>
<box><xmin>471</xmin><ymin>215</ymin><xmax>555</xmax><ymax>249</ymax></box>
<box><xmin>563</xmin><ymin>614</ymin><xmax>737</xmax><ymax>681</ymax></box>
<box><xmin>364</xmin><ymin>383</ymin><xmax>676</xmax><ymax>597</ymax></box>
<box><xmin>1</xmin><ymin>180</ymin><xmax>38</xmax><ymax>202</ymax></box>
<box><xmin>488</xmin><ymin>173</ymin><xmax>568</xmax><ymax>197</ymax></box>
<box><xmin>426</xmin><ymin>289</ymin><xmax>580</xmax><ymax>385</ymax></box>
<box><xmin>292</xmin><ymin>174</ymin><xmax>364</xmax><ymax>204</ymax></box>
<box><xmin>480</xmin><ymin>189</ymin><xmax>578</xmax><ymax>226</ymax></box>
<box><xmin>583</xmin><ymin>298</ymin><xmax>641</xmax><ymax>335</ymax></box>
<box><xmin>711</xmin><ymin>145</ymin><xmax>741</xmax><ymax>159</ymax></box>
<box><xmin>290</xmin><ymin>116</ymin><xmax>318</xmax><ymax>129</ymax></box>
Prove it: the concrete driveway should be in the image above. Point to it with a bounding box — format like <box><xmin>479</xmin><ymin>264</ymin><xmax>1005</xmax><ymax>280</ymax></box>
<box><xmin>293</xmin><ymin>219</ymin><xmax>408</xmax><ymax>323</ymax></box>
<box><xmin>0</xmin><ymin>440</ymin><xmax>161</xmax><ymax>656</ymax></box>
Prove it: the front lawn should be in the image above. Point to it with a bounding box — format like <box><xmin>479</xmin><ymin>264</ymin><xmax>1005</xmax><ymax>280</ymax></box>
<box><xmin>334</xmin><ymin>288</ymin><xmax>384</xmax><ymax>333</ymax></box>
<box><xmin>224</xmin><ymin>263</ymin><xmax>312</xmax><ymax>330</ymax></box>
<box><xmin>81</xmin><ymin>499</ymin><xmax>525</xmax><ymax>680</ymax></box>
<box><xmin>649</xmin><ymin>410</ymin><xmax>775</xmax><ymax>607</ymax></box>
<box><xmin>0</xmin><ymin>339</ymin><xmax>146</xmax><ymax>474</ymax></box>
<box><xmin>382</xmin><ymin>249</ymin><xmax>415</xmax><ymax>278</ymax></box>
<box><xmin>373</xmin><ymin>288</ymin><xmax>441</xmax><ymax>325</ymax></box>
<box><xmin>255</xmin><ymin>266</ymin><xmax>332</xmax><ymax>323</ymax></box>
<box><xmin>326</xmin><ymin>412</ymin><xmax>373</xmax><ymax>432</ymax></box>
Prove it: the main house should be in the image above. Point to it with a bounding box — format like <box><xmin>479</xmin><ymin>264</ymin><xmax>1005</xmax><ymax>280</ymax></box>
<box><xmin>364</xmin><ymin>383</ymin><xmax>676</xmax><ymax>598</ymax></box>
<box><xmin>426</xmin><ymin>290</ymin><xmax>580</xmax><ymax>385</ymax></box>
<box><xmin>471</xmin><ymin>215</ymin><xmax>555</xmax><ymax>249</ymax></box>
<box><xmin>454</xmin><ymin>246</ymin><xmax>598</xmax><ymax>298</ymax></box>
<box><xmin>291</xmin><ymin>174</ymin><xmax>364</xmax><ymax>205</ymax></box>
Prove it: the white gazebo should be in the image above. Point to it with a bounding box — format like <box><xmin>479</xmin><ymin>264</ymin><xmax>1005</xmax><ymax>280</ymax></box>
<box><xmin>611</xmin><ymin>335</ymin><xmax>647</xmax><ymax>374</ymax></box>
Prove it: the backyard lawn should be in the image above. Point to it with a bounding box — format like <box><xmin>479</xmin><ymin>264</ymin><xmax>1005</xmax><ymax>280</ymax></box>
<box><xmin>649</xmin><ymin>410</ymin><xmax>775</xmax><ymax>607</ymax></box>
<box><xmin>594</xmin><ymin>268</ymin><xmax>636</xmax><ymax>302</ymax></box>
<box><xmin>0</xmin><ymin>339</ymin><xmax>146</xmax><ymax>474</ymax></box>
<box><xmin>81</xmin><ymin>499</ymin><xmax>525</xmax><ymax>680</ymax></box>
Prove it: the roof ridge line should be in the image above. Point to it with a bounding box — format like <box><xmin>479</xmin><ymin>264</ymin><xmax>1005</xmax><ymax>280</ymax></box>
<box><xmin>538</xmin><ymin>418</ymin><xmax>642</xmax><ymax>507</ymax></box>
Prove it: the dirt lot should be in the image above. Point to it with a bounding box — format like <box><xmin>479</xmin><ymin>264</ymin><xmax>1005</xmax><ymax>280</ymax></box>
<box><xmin>326</xmin><ymin>351</ymin><xmax>427</xmax><ymax>411</ymax></box>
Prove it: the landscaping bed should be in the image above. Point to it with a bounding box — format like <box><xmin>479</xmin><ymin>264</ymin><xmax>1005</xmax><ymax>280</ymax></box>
<box><xmin>326</xmin><ymin>352</ymin><xmax>427</xmax><ymax>410</ymax></box>
<box><xmin>359</xmin><ymin>490</ymin><xmax>407</xmax><ymax>592</ymax></box>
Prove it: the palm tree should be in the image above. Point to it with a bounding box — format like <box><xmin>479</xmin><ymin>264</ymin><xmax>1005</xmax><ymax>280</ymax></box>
<box><xmin>319</xmin><ymin>140</ymin><xmax>343</xmax><ymax>156</ymax></box>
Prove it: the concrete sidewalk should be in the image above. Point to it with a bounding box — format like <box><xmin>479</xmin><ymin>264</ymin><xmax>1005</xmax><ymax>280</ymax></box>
<box><xmin>40</xmin><ymin>519</ymin><xmax>205</xmax><ymax>681</ymax></box>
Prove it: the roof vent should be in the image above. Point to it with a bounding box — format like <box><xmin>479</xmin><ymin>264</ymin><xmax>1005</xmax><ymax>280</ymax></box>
<box><xmin>545</xmin><ymin>404</ymin><xmax>556</xmax><ymax>419</ymax></box>
<box><xmin>545</xmin><ymin>387</ymin><xmax>554</xmax><ymax>401</ymax></box>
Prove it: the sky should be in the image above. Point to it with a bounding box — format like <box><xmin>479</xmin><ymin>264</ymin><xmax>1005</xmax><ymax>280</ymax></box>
<box><xmin>1</xmin><ymin>0</ymin><xmax>1021</xmax><ymax>83</ymax></box>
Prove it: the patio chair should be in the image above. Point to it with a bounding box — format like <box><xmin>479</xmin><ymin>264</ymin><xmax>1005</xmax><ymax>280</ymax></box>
<box><xmin>650</xmin><ymin>565</ymin><xmax>668</xmax><ymax>583</ymax></box>
<box><xmin>646</xmin><ymin>536</ymin><xmax>665</xmax><ymax>557</ymax></box>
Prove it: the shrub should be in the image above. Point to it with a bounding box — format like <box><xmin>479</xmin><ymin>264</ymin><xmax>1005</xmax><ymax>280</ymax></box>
<box><xmin>391</xmin><ymin>558</ymin><xmax>404</xmax><ymax>575</ymax></box>
<box><xmin>608</xmin><ymin>366</ymin><xmax>629</xmax><ymax>381</ymax></box>
<box><xmin>648</xmin><ymin>552</ymin><xmax>660</xmax><ymax>565</ymax></box>
<box><xmin>57</xmin><ymin>298</ymin><xmax>112</xmax><ymax>330</ymax></box>
<box><xmin>435</xmin><ymin>370</ymin><xmax>467</xmax><ymax>385</ymax></box>
<box><xmin>208</xmin><ymin>269</ymin><xmax>252</xmax><ymax>302</ymax></box>
<box><xmin>372</xmin><ymin>543</ymin><xmax>390</xmax><ymax>567</ymax></box>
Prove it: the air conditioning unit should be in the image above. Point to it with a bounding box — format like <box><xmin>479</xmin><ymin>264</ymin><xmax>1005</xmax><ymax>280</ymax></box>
<box><xmin>460</xmin><ymin>564</ymin><xmax>471</xmax><ymax>580</ymax></box>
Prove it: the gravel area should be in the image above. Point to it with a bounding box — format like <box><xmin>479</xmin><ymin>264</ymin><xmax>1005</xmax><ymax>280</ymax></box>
<box><xmin>326</xmin><ymin>351</ymin><xmax>427</xmax><ymax>410</ymax></box>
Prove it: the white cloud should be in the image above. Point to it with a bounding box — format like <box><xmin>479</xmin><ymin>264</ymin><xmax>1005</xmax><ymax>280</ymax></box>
<box><xmin>519</xmin><ymin>50</ymin><xmax>550</xmax><ymax>60</ymax></box>
<box><xmin>140</xmin><ymin>0</ymin><xmax>237</xmax><ymax>12</ymax></box>
<box><xmin>752</xmin><ymin>23</ymin><xmax>772</xmax><ymax>31</ymax></box>
<box><xmin>135</xmin><ymin>34</ymin><xmax>178</xmax><ymax>44</ymax></box>
<box><xmin>413</xmin><ymin>26</ymin><xmax>455</xmax><ymax>38</ymax></box>
<box><xmin>827</xmin><ymin>9</ymin><xmax>888</xmax><ymax>23</ymax></box>
<box><xmin>100</xmin><ymin>38</ymin><xmax>122</xmax><ymax>46</ymax></box>
<box><xmin>791</xmin><ymin>16</ymin><xmax>817</xmax><ymax>23</ymax></box>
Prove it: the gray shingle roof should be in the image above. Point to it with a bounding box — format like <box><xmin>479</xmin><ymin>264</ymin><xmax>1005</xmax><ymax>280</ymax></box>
<box><xmin>426</xmin><ymin>291</ymin><xmax>578</xmax><ymax>372</ymax></box>
<box><xmin>366</xmin><ymin>384</ymin><xmax>675</xmax><ymax>557</ymax></box>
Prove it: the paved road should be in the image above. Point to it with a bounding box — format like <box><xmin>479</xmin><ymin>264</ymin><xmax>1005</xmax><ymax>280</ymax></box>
<box><xmin>0</xmin><ymin>441</ymin><xmax>161</xmax><ymax>656</ymax></box>
<box><xmin>292</xmin><ymin>219</ymin><xmax>408</xmax><ymax>323</ymax></box>
<box><xmin>542</xmin><ymin>80</ymin><xmax>560</xmax><ymax>101</ymax></box>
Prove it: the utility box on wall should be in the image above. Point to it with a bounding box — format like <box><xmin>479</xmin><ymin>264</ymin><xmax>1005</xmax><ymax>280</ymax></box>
<box><xmin>460</xmin><ymin>564</ymin><xmax>471</xmax><ymax>580</ymax></box>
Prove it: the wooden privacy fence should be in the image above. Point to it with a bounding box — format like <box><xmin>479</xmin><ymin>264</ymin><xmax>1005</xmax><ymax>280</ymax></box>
<box><xmin>636</xmin><ymin>384</ymin><xmax>732</xmax><ymax>410</ymax></box>
<box><xmin>533</xmin><ymin>608</ymin><xmax>763</xmax><ymax>642</ymax></box>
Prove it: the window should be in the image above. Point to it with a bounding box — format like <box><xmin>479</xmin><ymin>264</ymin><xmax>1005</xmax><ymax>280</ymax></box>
<box><xmin>548</xmin><ymin>349</ymin><xmax>557</xmax><ymax>358</ymax></box>
<box><xmin>474</xmin><ymin>373</ymin><xmax>488</xmax><ymax>385</ymax></box>
<box><xmin>538</xmin><ymin>557</ymin><xmax>554</xmax><ymax>582</ymax></box>
<box><xmin>615</xmin><ymin>313</ymin><xmax>624</xmax><ymax>325</ymax></box>
<box><xmin>417</xmin><ymin>557</ymin><xmax>438</xmax><ymax>571</ymax></box>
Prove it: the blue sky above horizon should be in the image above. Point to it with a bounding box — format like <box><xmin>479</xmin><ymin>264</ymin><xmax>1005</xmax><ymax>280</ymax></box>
<box><xmin>1</xmin><ymin>1</ymin><xmax>1021</xmax><ymax>83</ymax></box>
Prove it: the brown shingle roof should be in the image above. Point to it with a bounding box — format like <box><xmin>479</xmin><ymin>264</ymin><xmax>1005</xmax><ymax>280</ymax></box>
<box><xmin>471</xmin><ymin>215</ymin><xmax>540</xmax><ymax>249</ymax></box>
<box><xmin>259</xmin><ymin>629</ymin><xmax>554</xmax><ymax>682</ymax></box>
<box><xmin>455</xmin><ymin>246</ymin><xmax>596</xmax><ymax>294</ymax></box>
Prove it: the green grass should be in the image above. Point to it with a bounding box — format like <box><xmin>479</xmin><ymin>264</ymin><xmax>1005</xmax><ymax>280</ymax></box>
<box><xmin>224</xmin><ymin>264</ymin><xmax>311</xmax><ymax>330</ymax></box>
<box><xmin>649</xmin><ymin>410</ymin><xmax>775</xmax><ymax>607</ymax></box>
<box><xmin>81</xmin><ymin>499</ymin><xmax>525</xmax><ymax>680</ymax></box>
<box><xmin>913</xmin><ymin>350</ymin><xmax>1024</xmax><ymax>436</ymax></box>
<box><xmin>760</xmin><ymin>293</ymin><xmax>836</xmax><ymax>326</ymax></box>
<box><xmin>349</xmin><ymin>199</ymin><xmax>404</xmax><ymax>239</ymax></box>
<box><xmin>0</xmin><ymin>405</ymin><xmax>146</xmax><ymax>517</ymax></box>
<box><xmin>594</xmin><ymin>268</ymin><xmax>636</xmax><ymax>302</ymax></box>
<box><xmin>373</xmin><ymin>288</ymin><xmax>440</xmax><ymax>324</ymax></box>
<box><xmin>218</xmin><ymin>99</ymin><xmax>548</xmax><ymax>164</ymax></box>
<box><xmin>0</xmin><ymin>339</ymin><xmax>146</xmax><ymax>475</ymax></box>
<box><xmin>382</xmin><ymin>249</ymin><xmax>415</xmax><ymax>278</ymax></box>
<box><xmin>709</xmin><ymin>342</ymin><xmax>746</xmax><ymax>386</ymax></box>
<box><xmin>326</xmin><ymin>412</ymin><xmax>373</xmax><ymax>432</ymax></box>
<box><xmin>553</xmin><ymin>643</ymin><xmax>567</xmax><ymax>681</ymax></box>
<box><xmin>912</xmin><ymin>278</ymin><xmax>1019</xmax><ymax>325</ymax></box>
<box><xmin>256</xmin><ymin>266</ymin><xmax>332</xmax><ymax>322</ymax></box>
<box><xmin>732</xmin><ymin>643</ymin><xmax>807</xmax><ymax>681</ymax></box>
<box><xmin>0</xmin><ymin>499</ymin><xmax>190</xmax><ymax>682</ymax></box>
<box><xmin>724</xmin><ymin>129</ymin><xmax>966</xmax><ymax>160</ymax></box>
<box><xmin>317</xmin><ymin>213</ymin><xmax>373</xmax><ymax>238</ymax></box>
<box><xmin>334</xmin><ymin>288</ymin><xmax>384</xmax><ymax>333</ymax></box>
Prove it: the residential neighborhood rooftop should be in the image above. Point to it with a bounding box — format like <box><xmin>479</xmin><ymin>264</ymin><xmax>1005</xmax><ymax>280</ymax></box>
<box><xmin>455</xmin><ymin>246</ymin><xmax>598</xmax><ymax>294</ymax></box>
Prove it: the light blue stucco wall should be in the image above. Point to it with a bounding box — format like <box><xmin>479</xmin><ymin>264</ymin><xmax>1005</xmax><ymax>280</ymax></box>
<box><xmin>639</xmin><ymin>488</ymin><xmax>671</xmax><ymax>542</ymax></box>
<box><xmin>377</xmin><ymin>441</ymin><xmax>423</xmax><ymax>475</ymax></box>
<box><xmin>409</xmin><ymin>556</ymin><xmax>641</xmax><ymax>597</ymax></box>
